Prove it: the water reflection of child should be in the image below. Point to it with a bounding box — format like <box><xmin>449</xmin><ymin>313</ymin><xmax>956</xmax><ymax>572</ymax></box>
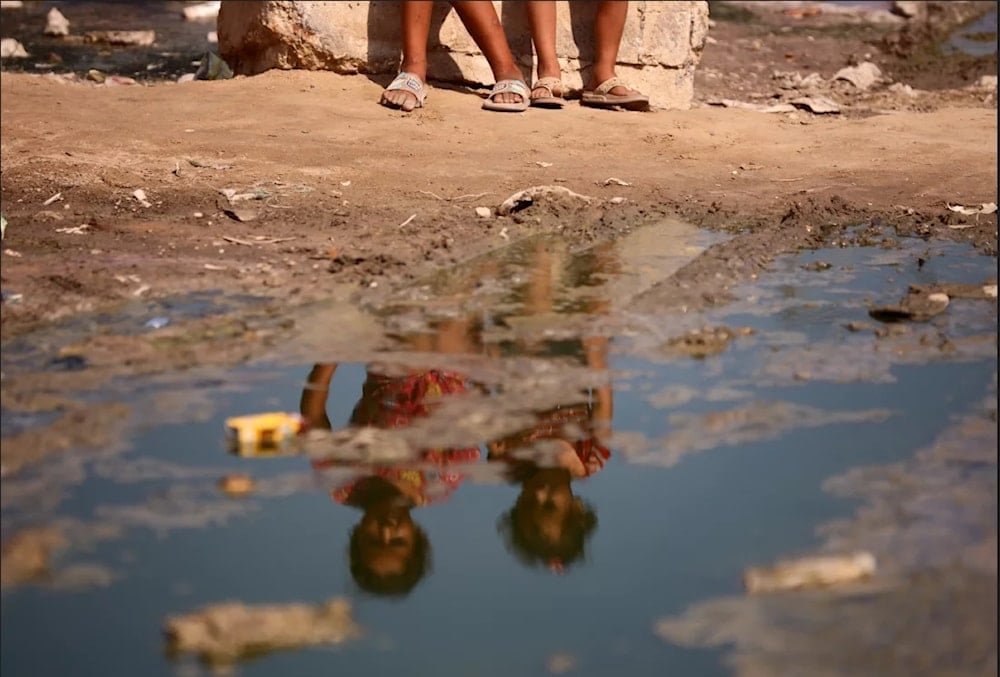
<box><xmin>492</xmin><ymin>336</ymin><xmax>613</xmax><ymax>573</ymax></box>
<box><xmin>300</xmin><ymin>319</ymin><xmax>483</xmax><ymax>597</ymax></box>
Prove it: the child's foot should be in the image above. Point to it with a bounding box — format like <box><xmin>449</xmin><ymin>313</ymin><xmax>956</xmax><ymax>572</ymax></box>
<box><xmin>380</xmin><ymin>71</ymin><xmax>428</xmax><ymax>112</ymax></box>
<box><xmin>482</xmin><ymin>69</ymin><xmax>529</xmax><ymax>112</ymax></box>
<box><xmin>530</xmin><ymin>76</ymin><xmax>566</xmax><ymax>109</ymax></box>
<box><xmin>581</xmin><ymin>74</ymin><xmax>649</xmax><ymax>111</ymax></box>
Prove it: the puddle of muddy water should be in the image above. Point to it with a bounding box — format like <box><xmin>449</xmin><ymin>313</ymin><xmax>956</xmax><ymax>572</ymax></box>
<box><xmin>1</xmin><ymin>223</ymin><xmax>996</xmax><ymax>677</ymax></box>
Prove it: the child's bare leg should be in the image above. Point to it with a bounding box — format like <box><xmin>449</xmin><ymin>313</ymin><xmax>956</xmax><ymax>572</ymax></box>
<box><xmin>525</xmin><ymin>0</ymin><xmax>562</xmax><ymax>99</ymax></box>
<box><xmin>588</xmin><ymin>0</ymin><xmax>639</xmax><ymax>96</ymax></box>
<box><xmin>452</xmin><ymin>1</ymin><xmax>525</xmax><ymax>104</ymax></box>
<box><xmin>382</xmin><ymin>0</ymin><xmax>433</xmax><ymax>111</ymax></box>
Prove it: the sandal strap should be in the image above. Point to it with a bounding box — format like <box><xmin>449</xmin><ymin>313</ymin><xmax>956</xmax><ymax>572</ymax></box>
<box><xmin>594</xmin><ymin>76</ymin><xmax>629</xmax><ymax>96</ymax></box>
<box><xmin>532</xmin><ymin>76</ymin><xmax>564</xmax><ymax>96</ymax></box>
<box><xmin>488</xmin><ymin>79</ymin><xmax>529</xmax><ymax>101</ymax></box>
<box><xmin>385</xmin><ymin>71</ymin><xmax>428</xmax><ymax>102</ymax></box>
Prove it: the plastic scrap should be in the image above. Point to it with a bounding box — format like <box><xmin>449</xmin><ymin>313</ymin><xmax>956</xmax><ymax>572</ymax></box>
<box><xmin>225</xmin><ymin>412</ymin><xmax>306</xmax><ymax>455</ymax></box>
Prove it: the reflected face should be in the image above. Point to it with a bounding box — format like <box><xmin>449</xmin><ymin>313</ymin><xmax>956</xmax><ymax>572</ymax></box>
<box><xmin>357</xmin><ymin>505</ymin><xmax>416</xmax><ymax>577</ymax></box>
<box><xmin>517</xmin><ymin>469</ymin><xmax>580</xmax><ymax>545</ymax></box>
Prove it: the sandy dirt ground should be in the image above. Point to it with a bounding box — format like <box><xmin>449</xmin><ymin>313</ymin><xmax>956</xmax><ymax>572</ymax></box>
<box><xmin>0</xmin><ymin>1</ymin><xmax>996</xmax><ymax>343</ymax></box>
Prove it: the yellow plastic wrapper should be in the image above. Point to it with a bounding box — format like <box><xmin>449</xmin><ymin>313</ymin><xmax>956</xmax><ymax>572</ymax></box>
<box><xmin>225</xmin><ymin>412</ymin><xmax>305</xmax><ymax>456</ymax></box>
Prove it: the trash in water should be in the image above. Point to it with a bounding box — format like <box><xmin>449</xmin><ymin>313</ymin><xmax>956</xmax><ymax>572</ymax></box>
<box><xmin>84</xmin><ymin>30</ymin><xmax>156</xmax><ymax>47</ymax></box>
<box><xmin>225</xmin><ymin>412</ymin><xmax>306</xmax><ymax>454</ymax></box>
<box><xmin>1</xmin><ymin>38</ymin><xmax>29</xmax><ymax>58</ymax></box>
<box><xmin>144</xmin><ymin>316</ymin><xmax>170</xmax><ymax>329</ymax></box>
<box><xmin>743</xmin><ymin>551</ymin><xmax>877</xmax><ymax>594</ymax></box>
<box><xmin>43</xmin><ymin>7</ymin><xmax>70</xmax><ymax>37</ymax></box>
<box><xmin>195</xmin><ymin>52</ymin><xmax>233</xmax><ymax>81</ymax></box>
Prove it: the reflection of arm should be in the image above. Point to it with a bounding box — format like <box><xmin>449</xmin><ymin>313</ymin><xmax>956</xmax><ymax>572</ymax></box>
<box><xmin>300</xmin><ymin>363</ymin><xmax>338</xmax><ymax>431</ymax></box>
<box><xmin>583</xmin><ymin>337</ymin><xmax>613</xmax><ymax>441</ymax></box>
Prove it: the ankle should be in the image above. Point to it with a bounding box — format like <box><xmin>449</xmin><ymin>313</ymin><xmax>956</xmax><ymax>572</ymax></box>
<box><xmin>535</xmin><ymin>58</ymin><xmax>561</xmax><ymax>81</ymax></box>
<box><xmin>399</xmin><ymin>59</ymin><xmax>427</xmax><ymax>80</ymax></box>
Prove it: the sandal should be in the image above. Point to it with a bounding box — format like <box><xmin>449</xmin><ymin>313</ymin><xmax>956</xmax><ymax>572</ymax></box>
<box><xmin>380</xmin><ymin>71</ymin><xmax>428</xmax><ymax>112</ymax></box>
<box><xmin>580</xmin><ymin>76</ymin><xmax>649</xmax><ymax>111</ymax></box>
<box><xmin>530</xmin><ymin>76</ymin><xmax>566</xmax><ymax>109</ymax></box>
<box><xmin>482</xmin><ymin>79</ymin><xmax>530</xmax><ymax>112</ymax></box>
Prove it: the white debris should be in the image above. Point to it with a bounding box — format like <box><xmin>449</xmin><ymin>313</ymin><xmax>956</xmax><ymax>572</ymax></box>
<box><xmin>43</xmin><ymin>192</ymin><xmax>63</xmax><ymax>206</ymax></box>
<box><xmin>207</xmin><ymin>31</ymin><xmax>218</xmax><ymax>44</ymax></box>
<box><xmin>132</xmin><ymin>189</ymin><xmax>152</xmax><ymax>208</ymax></box>
<box><xmin>708</xmin><ymin>98</ymin><xmax>796</xmax><ymax>113</ymax></box>
<box><xmin>608</xmin><ymin>197</ymin><xmax>627</xmax><ymax>205</ymax></box>
<box><xmin>475</xmin><ymin>206</ymin><xmax>492</xmax><ymax>218</ymax></box>
<box><xmin>947</xmin><ymin>202</ymin><xmax>997</xmax><ymax>215</ymax></box>
<box><xmin>833</xmin><ymin>61</ymin><xmax>882</xmax><ymax>91</ymax></box>
<box><xmin>182</xmin><ymin>1</ymin><xmax>221</xmax><ymax>21</ymax></box>
<box><xmin>983</xmin><ymin>285</ymin><xmax>998</xmax><ymax>299</ymax></box>
<box><xmin>44</xmin><ymin>7</ymin><xmax>70</xmax><ymax>36</ymax></box>
<box><xmin>535</xmin><ymin>161</ymin><xmax>553</xmax><ymax>168</ymax></box>
<box><xmin>602</xmin><ymin>177</ymin><xmax>632</xmax><ymax>187</ymax></box>
<box><xmin>55</xmin><ymin>224</ymin><xmax>90</xmax><ymax>235</ymax></box>
<box><xmin>177</xmin><ymin>73</ymin><xmax>197</xmax><ymax>83</ymax></box>
<box><xmin>790</xmin><ymin>96</ymin><xmax>841</xmax><ymax>114</ymax></box>
<box><xmin>85</xmin><ymin>30</ymin><xmax>156</xmax><ymax>47</ymax></box>
<box><xmin>1</xmin><ymin>1</ymin><xmax>25</xmax><ymax>9</ymax></box>
<box><xmin>887</xmin><ymin>82</ymin><xmax>919</xmax><ymax>97</ymax></box>
<box><xmin>0</xmin><ymin>38</ymin><xmax>29</xmax><ymax>58</ymax></box>
<box><xmin>498</xmin><ymin>185</ymin><xmax>594</xmax><ymax>216</ymax></box>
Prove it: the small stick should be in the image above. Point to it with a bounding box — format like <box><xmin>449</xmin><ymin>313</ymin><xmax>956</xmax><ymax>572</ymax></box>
<box><xmin>398</xmin><ymin>213</ymin><xmax>417</xmax><ymax>228</ymax></box>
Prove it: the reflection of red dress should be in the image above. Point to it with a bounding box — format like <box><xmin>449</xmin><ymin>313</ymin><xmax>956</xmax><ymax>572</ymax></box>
<box><xmin>313</xmin><ymin>369</ymin><xmax>482</xmax><ymax>506</ymax></box>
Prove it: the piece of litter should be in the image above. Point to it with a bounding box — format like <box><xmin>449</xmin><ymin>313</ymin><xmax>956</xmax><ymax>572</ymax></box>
<box><xmin>193</xmin><ymin>212</ymin><xmax>204</xmax><ymax>218</ymax></box>
<box><xmin>833</xmin><ymin>61</ymin><xmax>882</xmax><ymax>91</ymax></box>
<box><xmin>133</xmin><ymin>285</ymin><xmax>151</xmax><ymax>297</ymax></box>
<box><xmin>2</xmin><ymin>290</ymin><xmax>24</xmax><ymax>304</ymax></box>
<box><xmin>177</xmin><ymin>73</ymin><xmax>196</xmax><ymax>83</ymax></box>
<box><xmin>0</xmin><ymin>38</ymin><xmax>29</xmax><ymax>58</ymax></box>
<box><xmin>398</xmin><ymin>213</ymin><xmax>417</xmax><ymax>228</ymax></box>
<box><xmin>55</xmin><ymin>224</ymin><xmax>90</xmax><ymax>235</ymax></box>
<box><xmin>602</xmin><ymin>177</ymin><xmax>632</xmax><ymax>187</ymax></box>
<box><xmin>474</xmin><ymin>206</ymin><xmax>492</xmax><ymax>218</ymax></box>
<box><xmin>983</xmin><ymin>285</ymin><xmax>998</xmax><ymax>299</ymax></box>
<box><xmin>203</xmin><ymin>263</ymin><xmax>226</xmax><ymax>270</ymax></box>
<box><xmin>947</xmin><ymin>202</ymin><xmax>997</xmax><ymax>215</ymax></box>
<box><xmin>535</xmin><ymin>161</ymin><xmax>553</xmax><ymax>168</ymax></box>
<box><xmin>182</xmin><ymin>1</ymin><xmax>220</xmax><ymax>21</ymax></box>
<box><xmin>947</xmin><ymin>224</ymin><xmax>975</xmax><ymax>230</ymax></box>
<box><xmin>144</xmin><ymin>317</ymin><xmax>170</xmax><ymax>329</ymax></box>
<box><xmin>744</xmin><ymin>551</ymin><xmax>876</xmax><ymax>594</ymax></box>
<box><xmin>44</xmin><ymin>7</ymin><xmax>70</xmax><ymax>36</ymax></box>
<box><xmin>4</xmin><ymin>248</ymin><xmax>22</xmax><ymax>257</ymax></box>
<box><xmin>608</xmin><ymin>197</ymin><xmax>626</xmax><ymax>205</ymax></box>
<box><xmin>498</xmin><ymin>226</ymin><xmax>509</xmax><ymax>240</ymax></box>
<box><xmin>340</xmin><ymin>180</ymin><xmax>351</xmax><ymax>187</ymax></box>
<box><xmin>43</xmin><ymin>192</ymin><xmax>63</xmax><ymax>206</ymax></box>
<box><xmin>132</xmin><ymin>189</ymin><xmax>152</xmax><ymax>208</ymax></box>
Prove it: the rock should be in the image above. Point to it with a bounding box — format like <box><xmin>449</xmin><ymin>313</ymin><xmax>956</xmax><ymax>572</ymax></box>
<box><xmin>475</xmin><ymin>206</ymin><xmax>492</xmax><ymax>219</ymax></box>
<box><xmin>869</xmin><ymin>288</ymin><xmax>950</xmax><ymax>323</ymax></box>
<box><xmin>44</xmin><ymin>7</ymin><xmax>70</xmax><ymax>36</ymax></box>
<box><xmin>790</xmin><ymin>95</ymin><xmax>841</xmax><ymax>114</ymax></box>
<box><xmin>0</xmin><ymin>37</ymin><xmax>29</xmax><ymax>58</ymax></box>
<box><xmin>833</xmin><ymin>61</ymin><xmax>882</xmax><ymax>91</ymax></box>
<box><xmin>164</xmin><ymin>597</ymin><xmax>362</xmax><ymax>664</ymax></box>
<box><xmin>888</xmin><ymin>82</ymin><xmax>919</xmax><ymax>97</ymax></box>
<box><xmin>85</xmin><ymin>30</ymin><xmax>156</xmax><ymax>47</ymax></box>
<box><xmin>195</xmin><ymin>51</ymin><xmax>234</xmax><ymax>80</ymax></box>
<box><xmin>744</xmin><ymin>551</ymin><xmax>877</xmax><ymax>594</ymax></box>
<box><xmin>218</xmin><ymin>1</ymin><xmax>710</xmax><ymax>110</ymax></box>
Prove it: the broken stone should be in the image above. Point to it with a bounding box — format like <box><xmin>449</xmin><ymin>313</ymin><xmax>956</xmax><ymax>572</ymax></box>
<box><xmin>132</xmin><ymin>189</ymin><xmax>152</xmax><ymax>208</ymax></box>
<box><xmin>85</xmin><ymin>30</ymin><xmax>156</xmax><ymax>47</ymax></box>
<box><xmin>43</xmin><ymin>7</ymin><xmax>70</xmax><ymax>37</ymax></box>
<box><xmin>833</xmin><ymin>61</ymin><xmax>882</xmax><ymax>91</ymax></box>
<box><xmin>475</xmin><ymin>206</ymin><xmax>492</xmax><ymax>219</ymax></box>
<box><xmin>164</xmin><ymin>597</ymin><xmax>362</xmax><ymax>665</ymax></box>
<box><xmin>0</xmin><ymin>38</ymin><xmax>29</xmax><ymax>58</ymax></box>
<box><xmin>869</xmin><ymin>289</ymin><xmax>950</xmax><ymax>323</ymax></box>
<box><xmin>743</xmin><ymin>551</ymin><xmax>877</xmax><ymax>594</ymax></box>
<box><xmin>790</xmin><ymin>96</ymin><xmax>841</xmax><ymax>114</ymax></box>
